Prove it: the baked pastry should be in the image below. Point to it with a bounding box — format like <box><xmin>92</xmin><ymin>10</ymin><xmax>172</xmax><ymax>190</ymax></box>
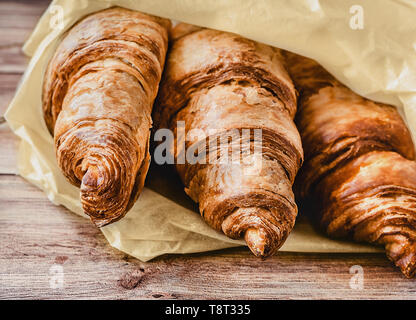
<box><xmin>154</xmin><ymin>25</ymin><xmax>303</xmax><ymax>257</ymax></box>
<box><xmin>42</xmin><ymin>7</ymin><xmax>171</xmax><ymax>226</ymax></box>
<box><xmin>285</xmin><ymin>52</ymin><xmax>416</xmax><ymax>277</ymax></box>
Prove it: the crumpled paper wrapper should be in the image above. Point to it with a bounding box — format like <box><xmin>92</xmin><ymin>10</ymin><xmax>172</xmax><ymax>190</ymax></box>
<box><xmin>8</xmin><ymin>0</ymin><xmax>416</xmax><ymax>261</ymax></box>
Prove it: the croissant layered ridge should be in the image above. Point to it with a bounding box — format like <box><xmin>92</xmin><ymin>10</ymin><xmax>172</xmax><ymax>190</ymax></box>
<box><xmin>317</xmin><ymin>151</ymin><xmax>416</xmax><ymax>277</ymax></box>
<box><xmin>286</xmin><ymin>52</ymin><xmax>416</xmax><ymax>277</ymax></box>
<box><xmin>153</xmin><ymin>27</ymin><xmax>297</xmax><ymax>131</ymax></box>
<box><xmin>154</xmin><ymin>25</ymin><xmax>303</xmax><ymax>257</ymax></box>
<box><xmin>43</xmin><ymin>8</ymin><xmax>170</xmax><ymax>226</ymax></box>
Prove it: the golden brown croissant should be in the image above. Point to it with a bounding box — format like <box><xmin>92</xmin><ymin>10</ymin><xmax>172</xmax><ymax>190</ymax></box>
<box><xmin>153</xmin><ymin>25</ymin><xmax>303</xmax><ymax>257</ymax></box>
<box><xmin>285</xmin><ymin>52</ymin><xmax>416</xmax><ymax>277</ymax></box>
<box><xmin>42</xmin><ymin>8</ymin><xmax>170</xmax><ymax>226</ymax></box>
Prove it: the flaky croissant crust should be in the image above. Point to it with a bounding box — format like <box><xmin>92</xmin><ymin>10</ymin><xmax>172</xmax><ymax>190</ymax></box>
<box><xmin>153</xmin><ymin>28</ymin><xmax>297</xmax><ymax>131</ymax></box>
<box><xmin>154</xmin><ymin>25</ymin><xmax>303</xmax><ymax>257</ymax></box>
<box><xmin>43</xmin><ymin>8</ymin><xmax>170</xmax><ymax>134</ymax></box>
<box><xmin>286</xmin><ymin>52</ymin><xmax>416</xmax><ymax>277</ymax></box>
<box><xmin>43</xmin><ymin>8</ymin><xmax>170</xmax><ymax>226</ymax></box>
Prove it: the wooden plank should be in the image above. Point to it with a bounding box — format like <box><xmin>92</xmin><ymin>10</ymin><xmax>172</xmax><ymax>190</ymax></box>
<box><xmin>0</xmin><ymin>1</ymin><xmax>50</xmax><ymax>173</ymax></box>
<box><xmin>0</xmin><ymin>42</ymin><xmax>28</xmax><ymax>74</ymax></box>
<box><xmin>0</xmin><ymin>175</ymin><xmax>415</xmax><ymax>300</ymax></box>
<box><xmin>0</xmin><ymin>0</ymin><xmax>50</xmax><ymax>73</ymax></box>
<box><xmin>0</xmin><ymin>0</ymin><xmax>415</xmax><ymax>300</ymax></box>
<box><xmin>0</xmin><ymin>126</ymin><xmax>17</xmax><ymax>174</ymax></box>
<box><xmin>1</xmin><ymin>74</ymin><xmax>21</xmax><ymax>174</ymax></box>
<box><xmin>0</xmin><ymin>0</ymin><xmax>50</xmax><ymax>29</ymax></box>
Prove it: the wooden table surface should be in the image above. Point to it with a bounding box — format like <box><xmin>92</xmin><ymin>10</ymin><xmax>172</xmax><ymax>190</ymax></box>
<box><xmin>0</xmin><ymin>0</ymin><xmax>415</xmax><ymax>300</ymax></box>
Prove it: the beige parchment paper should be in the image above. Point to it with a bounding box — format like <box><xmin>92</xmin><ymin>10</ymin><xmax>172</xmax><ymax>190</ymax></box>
<box><xmin>8</xmin><ymin>0</ymin><xmax>416</xmax><ymax>261</ymax></box>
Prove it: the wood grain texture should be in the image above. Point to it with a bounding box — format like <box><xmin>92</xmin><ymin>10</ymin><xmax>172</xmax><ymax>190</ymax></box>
<box><xmin>0</xmin><ymin>0</ymin><xmax>415</xmax><ymax>300</ymax></box>
<box><xmin>0</xmin><ymin>74</ymin><xmax>20</xmax><ymax>174</ymax></box>
<box><xmin>1</xmin><ymin>175</ymin><xmax>415</xmax><ymax>300</ymax></box>
<box><xmin>0</xmin><ymin>0</ymin><xmax>50</xmax><ymax>73</ymax></box>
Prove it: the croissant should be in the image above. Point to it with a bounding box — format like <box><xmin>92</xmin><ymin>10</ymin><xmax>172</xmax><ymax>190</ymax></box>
<box><xmin>285</xmin><ymin>52</ymin><xmax>416</xmax><ymax>277</ymax></box>
<box><xmin>153</xmin><ymin>25</ymin><xmax>303</xmax><ymax>257</ymax></box>
<box><xmin>42</xmin><ymin>8</ymin><xmax>170</xmax><ymax>226</ymax></box>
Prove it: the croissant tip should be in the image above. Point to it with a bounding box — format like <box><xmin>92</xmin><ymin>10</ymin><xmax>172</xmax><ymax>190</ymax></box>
<box><xmin>403</xmin><ymin>271</ymin><xmax>415</xmax><ymax>279</ymax></box>
<box><xmin>89</xmin><ymin>213</ymin><xmax>125</xmax><ymax>228</ymax></box>
<box><xmin>81</xmin><ymin>166</ymin><xmax>101</xmax><ymax>189</ymax></box>
<box><xmin>91</xmin><ymin>218</ymin><xmax>110</xmax><ymax>228</ymax></box>
<box><xmin>398</xmin><ymin>265</ymin><xmax>415</xmax><ymax>279</ymax></box>
<box><xmin>245</xmin><ymin>228</ymin><xmax>271</xmax><ymax>258</ymax></box>
<box><xmin>397</xmin><ymin>257</ymin><xmax>416</xmax><ymax>278</ymax></box>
